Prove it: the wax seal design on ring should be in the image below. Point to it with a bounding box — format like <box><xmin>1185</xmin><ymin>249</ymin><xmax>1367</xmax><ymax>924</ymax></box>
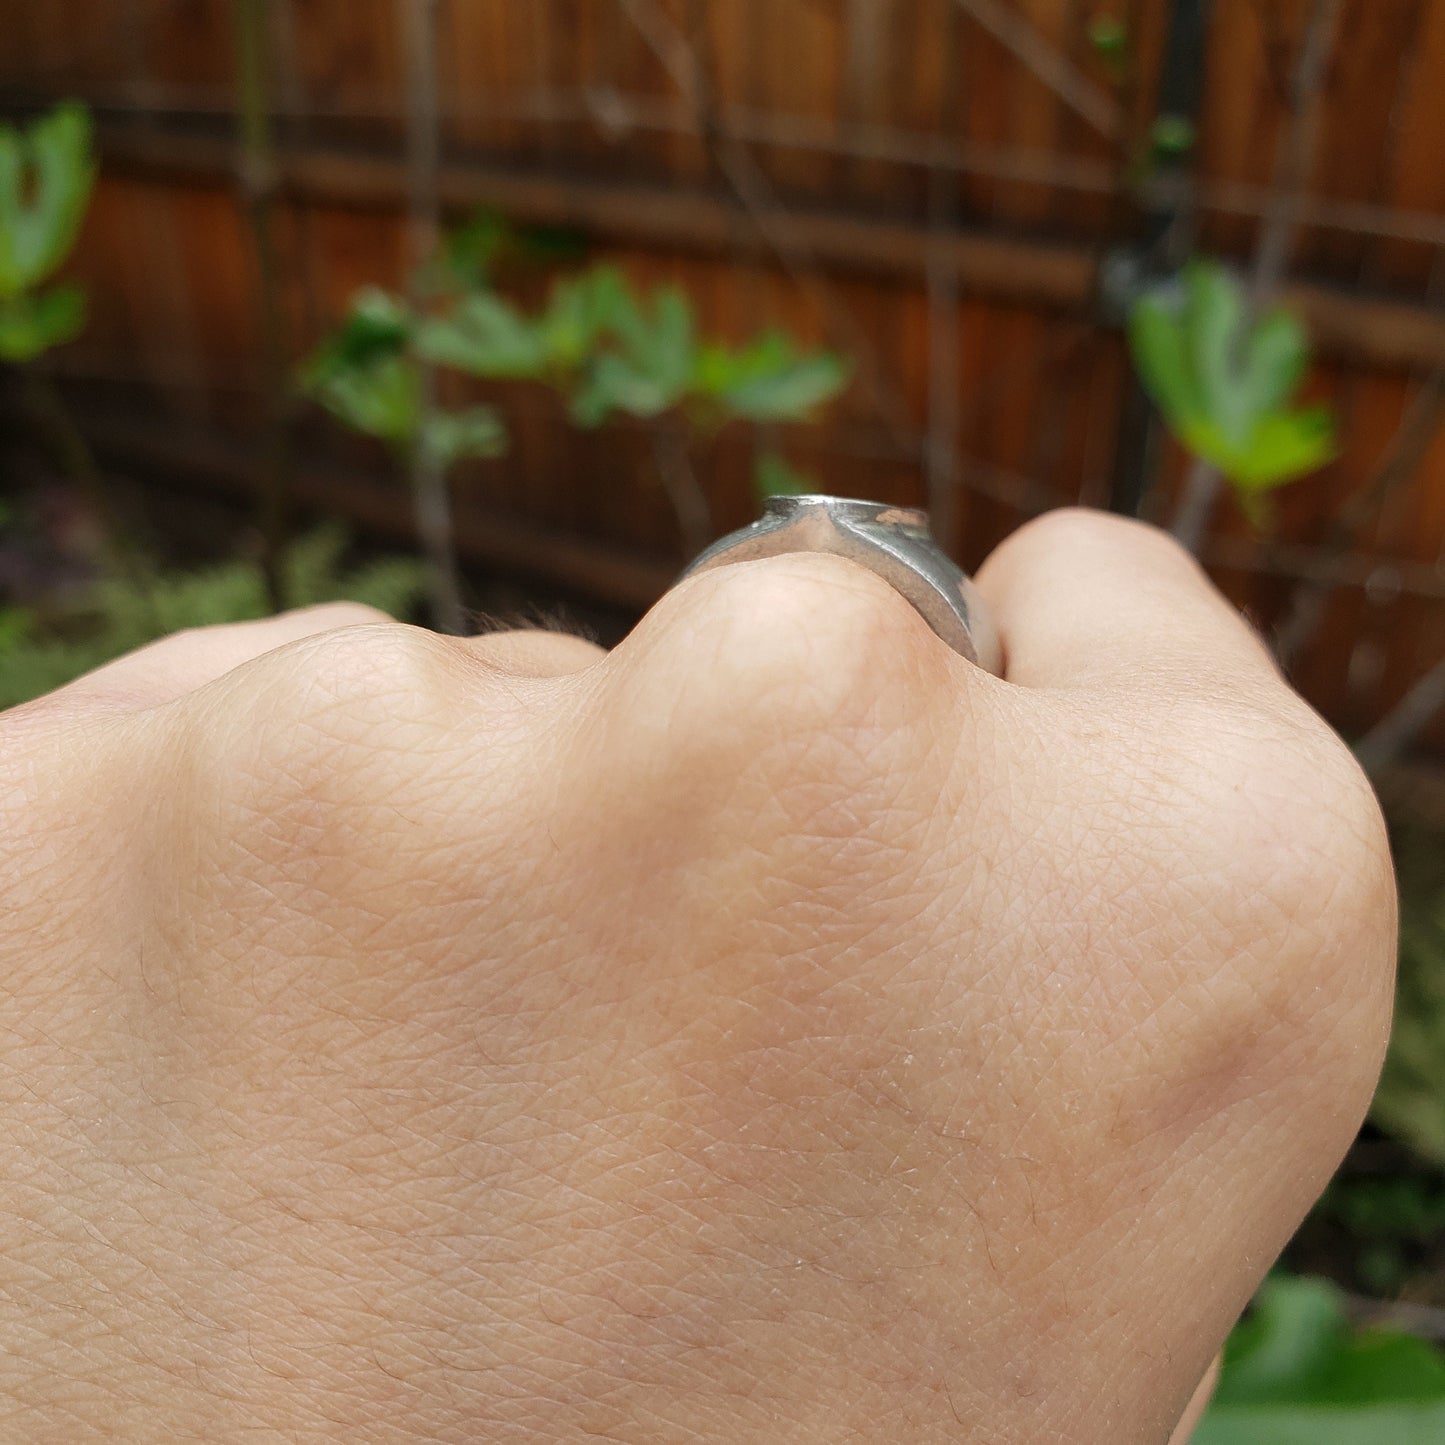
<box><xmin>677</xmin><ymin>495</ymin><xmax>1002</xmax><ymax>675</ymax></box>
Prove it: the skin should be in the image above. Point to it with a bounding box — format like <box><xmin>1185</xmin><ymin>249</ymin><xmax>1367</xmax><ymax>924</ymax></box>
<box><xmin>0</xmin><ymin>509</ymin><xmax>1395</xmax><ymax>1441</ymax></box>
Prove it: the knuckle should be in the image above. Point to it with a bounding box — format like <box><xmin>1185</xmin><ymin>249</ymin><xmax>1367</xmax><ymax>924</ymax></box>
<box><xmin>267</xmin><ymin>622</ymin><xmax>459</xmax><ymax>735</ymax></box>
<box><xmin>282</xmin><ymin>600</ymin><xmax>396</xmax><ymax>630</ymax></box>
<box><xmin>187</xmin><ymin>622</ymin><xmax>467</xmax><ymax>833</ymax></box>
<box><xmin>610</xmin><ymin>553</ymin><xmax>960</xmax><ymax>838</ymax></box>
<box><xmin>1169</xmin><ymin>700</ymin><xmax>1395</xmax><ymax>1076</ymax></box>
<box><xmin>1198</xmin><ymin>705</ymin><xmax>1387</xmax><ymax>923</ymax></box>
<box><xmin>661</xmin><ymin>552</ymin><xmax>945</xmax><ymax>742</ymax></box>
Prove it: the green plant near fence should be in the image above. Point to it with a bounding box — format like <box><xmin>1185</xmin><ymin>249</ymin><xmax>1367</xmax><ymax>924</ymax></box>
<box><xmin>0</xmin><ymin>525</ymin><xmax>426</xmax><ymax>711</ymax></box>
<box><xmin>1197</xmin><ymin>1274</ymin><xmax>1445</xmax><ymax>1443</ymax></box>
<box><xmin>1128</xmin><ymin>259</ymin><xmax>1337</xmax><ymax>522</ymax></box>
<box><xmin>5</xmin><ymin>104</ymin><xmax>1445</xmax><ymax>1442</ymax></box>
<box><xmin>417</xmin><ymin>262</ymin><xmax>848</xmax><ymax>430</ymax></box>
<box><xmin>1370</xmin><ymin>824</ymin><xmax>1445</xmax><ymax>1170</ymax></box>
<box><xmin>0</xmin><ymin>102</ymin><xmax>94</xmax><ymax>364</ymax></box>
<box><xmin>304</xmin><ymin>243</ymin><xmax>849</xmax><ymax>568</ymax></box>
<box><xmin>303</xmin><ymin>285</ymin><xmax>508</xmax><ymax>480</ymax></box>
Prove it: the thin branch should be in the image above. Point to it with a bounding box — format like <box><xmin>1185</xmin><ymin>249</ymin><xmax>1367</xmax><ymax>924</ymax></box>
<box><xmin>1274</xmin><ymin>352</ymin><xmax>1445</xmax><ymax>666</ymax></box>
<box><xmin>711</xmin><ymin>139</ymin><xmax>916</xmax><ymax>447</ymax></box>
<box><xmin>1356</xmin><ymin>653</ymin><xmax>1445</xmax><ymax>774</ymax></box>
<box><xmin>1171</xmin><ymin>0</ymin><xmax>1344</xmax><ymax>553</ymax></box>
<box><xmin>1247</xmin><ymin>0</ymin><xmax>1344</xmax><ymax>312</ymax></box>
<box><xmin>1340</xmin><ymin>1290</ymin><xmax>1445</xmax><ymax>1345</ymax></box>
<box><xmin>617</xmin><ymin>0</ymin><xmax>915</xmax><ymax>448</ymax></box>
<box><xmin>401</xmin><ymin>0</ymin><xmax>464</xmax><ymax>635</ymax></box>
<box><xmin>616</xmin><ymin>0</ymin><xmax>698</xmax><ymax>106</ymax></box>
<box><xmin>650</xmin><ymin>417</ymin><xmax>713</xmax><ymax>556</ymax></box>
<box><xmin>22</xmin><ymin>371</ymin><xmax>149</xmax><ymax>591</ymax></box>
<box><xmin>925</xmin><ymin>239</ymin><xmax>962</xmax><ymax>540</ymax></box>
<box><xmin>925</xmin><ymin>7</ymin><xmax>964</xmax><ymax>546</ymax></box>
<box><xmin>950</xmin><ymin>0</ymin><xmax>1124</xmax><ymax>139</ymax></box>
<box><xmin>42</xmin><ymin>78</ymin><xmax>1445</xmax><ymax>250</ymax></box>
<box><xmin>232</xmin><ymin>0</ymin><xmax>293</xmax><ymax>611</ymax></box>
<box><xmin>1169</xmin><ymin>453</ymin><xmax>1219</xmax><ymax>555</ymax></box>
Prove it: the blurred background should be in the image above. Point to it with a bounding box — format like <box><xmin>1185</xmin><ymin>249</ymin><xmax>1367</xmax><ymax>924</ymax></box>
<box><xmin>1</xmin><ymin>2</ymin><xmax>1443</xmax><ymax>1435</ymax></box>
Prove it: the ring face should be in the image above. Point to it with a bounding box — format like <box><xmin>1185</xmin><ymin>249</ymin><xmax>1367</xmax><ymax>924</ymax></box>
<box><xmin>678</xmin><ymin>495</ymin><xmax>1002</xmax><ymax>675</ymax></box>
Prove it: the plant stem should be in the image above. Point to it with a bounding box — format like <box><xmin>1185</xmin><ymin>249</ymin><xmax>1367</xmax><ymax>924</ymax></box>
<box><xmin>651</xmin><ymin>417</ymin><xmax>712</xmax><ymax>556</ymax></box>
<box><xmin>23</xmin><ymin>370</ymin><xmax>147</xmax><ymax>589</ymax></box>
<box><xmin>1274</xmin><ymin>354</ymin><xmax>1445</xmax><ymax>668</ymax></box>
<box><xmin>232</xmin><ymin>0</ymin><xmax>293</xmax><ymax>612</ymax></box>
<box><xmin>1169</xmin><ymin>0</ymin><xmax>1343</xmax><ymax>553</ymax></box>
<box><xmin>407</xmin><ymin>435</ymin><xmax>464</xmax><ymax>633</ymax></box>
<box><xmin>401</xmin><ymin>0</ymin><xmax>464</xmax><ymax>635</ymax></box>
<box><xmin>1169</xmin><ymin>455</ymin><xmax>1221</xmax><ymax>555</ymax></box>
<box><xmin>1356</xmin><ymin>653</ymin><xmax>1445</xmax><ymax>775</ymax></box>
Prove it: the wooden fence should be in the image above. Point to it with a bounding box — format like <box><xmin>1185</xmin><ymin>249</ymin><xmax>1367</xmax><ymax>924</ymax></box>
<box><xmin>1</xmin><ymin>0</ymin><xmax>1443</xmax><ymax>750</ymax></box>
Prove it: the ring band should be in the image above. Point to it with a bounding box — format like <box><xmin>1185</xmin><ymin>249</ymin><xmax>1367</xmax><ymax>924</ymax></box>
<box><xmin>678</xmin><ymin>495</ymin><xmax>1002</xmax><ymax>675</ymax></box>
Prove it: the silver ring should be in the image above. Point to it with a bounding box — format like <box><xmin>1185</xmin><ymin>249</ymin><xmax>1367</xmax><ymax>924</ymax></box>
<box><xmin>678</xmin><ymin>495</ymin><xmax>1002</xmax><ymax>675</ymax></box>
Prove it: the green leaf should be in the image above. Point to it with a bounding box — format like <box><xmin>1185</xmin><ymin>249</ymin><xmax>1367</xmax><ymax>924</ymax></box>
<box><xmin>564</xmin><ymin>275</ymin><xmax>697</xmax><ymax>423</ymax></box>
<box><xmin>419</xmin><ymin>405</ymin><xmax>508</xmax><ymax>468</ymax></box>
<box><xmin>311</xmin><ymin>353</ymin><xmax>420</xmax><ymax>445</ymax></box>
<box><xmin>1127</xmin><ymin>260</ymin><xmax>1335</xmax><ymax>507</ymax></box>
<box><xmin>303</xmin><ymin>288</ymin><xmax>421</xmax><ymax>444</ymax></box>
<box><xmin>0</xmin><ymin>102</ymin><xmax>96</xmax><ymax>298</ymax></box>
<box><xmin>1184</xmin><ymin>260</ymin><xmax>1250</xmax><ymax>444</ymax></box>
<box><xmin>437</xmin><ymin>210</ymin><xmax>510</xmax><ymax>288</ymax></box>
<box><xmin>1151</xmin><ymin>113</ymin><xmax>1196</xmax><ymax>158</ymax></box>
<box><xmin>0</xmin><ymin>280</ymin><xmax>85</xmax><ymax>360</ymax></box>
<box><xmin>415</xmin><ymin>291</ymin><xmax>549</xmax><ymax>379</ymax></box>
<box><xmin>568</xmin><ymin>353</ymin><xmax>669</xmax><ymax>426</ymax></box>
<box><xmin>724</xmin><ymin>352</ymin><xmax>849</xmax><ymax>420</ymax></box>
<box><xmin>694</xmin><ymin>331</ymin><xmax>851</xmax><ymax>420</ymax></box>
<box><xmin>1128</xmin><ymin>292</ymin><xmax>1203</xmax><ymax>428</ymax></box>
<box><xmin>540</xmin><ymin>266</ymin><xmax>629</xmax><ymax>369</ymax></box>
<box><xmin>1197</xmin><ymin>1277</ymin><xmax>1445</xmax><ymax>1445</ymax></box>
<box><xmin>303</xmin><ymin>287</ymin><xmax>411</xmax><ymax>389</ymax></box>
<box><xmin>1088</xmin><ymin>16</ymin><xmax>1128</xmax><ymax>57</ymax></box>
<box><xmin>1242</xmin><ymin>309</ymin><xmax>1309</xmax><ymax>416</ymax></box>
<box><xmin>616</xmin><ymin>285</ymin><xmax>693</xmax><ymax>397</ymax></box>
<box><xmin>754</xmin><ymin>451</ymin><xmax>813</xmax><ymax>502</ymax></box>
<box><xmin>1196</xmin><ymin>1404</ymin><xmax>1445</xmax><ymax>1445</ymax></box>
<box><xmin>1230</xmin><ymin>406</ymin><xmax>1337</xmax><ymax>491</ymax></box>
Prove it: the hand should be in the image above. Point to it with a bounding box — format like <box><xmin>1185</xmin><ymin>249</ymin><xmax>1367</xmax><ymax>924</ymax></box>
<box><xmin>0</xmin><ymin>510</ymin><xmax>1394</xmax><ymax>1441</ymax></box>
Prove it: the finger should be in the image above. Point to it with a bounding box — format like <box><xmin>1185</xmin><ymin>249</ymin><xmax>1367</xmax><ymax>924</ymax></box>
<box><xmin>39</xmin><ymin>602</ymin><xmax>398</xmax><ymax>712</ymax></box>
<box><xmin>972</xmin><ymin>508</ymin><xmax>1279</xmax><ymax>693</ymax></box>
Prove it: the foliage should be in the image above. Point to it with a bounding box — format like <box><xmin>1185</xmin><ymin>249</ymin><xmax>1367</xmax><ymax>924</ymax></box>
<box><xmin>1370</xmin><ymin>824</ymin><xmax>1445</xmax><ymax>1168</ymax></box>
<box><xmin>303</xmin><ymin>288</ymin><xmax>506</xmax><ymax>469</ymax></box>
<box><xmin>0</xmin><ymin>526</ymin><xmax>425</xmax><ymax>710</ymax></box>
<box><xmin>310</xmin><ymin>249</ymin><xmax>851</xmax><ymax>552</ymax></box>
<box><xmin>1128</xmin><ymin>259</ymin><xmax>1336</xmax><ymax>519</ymax></box>
<box><xmin>414</xmin><ymin>261</ymin><xmax>851</xmax><ymax>434</ymax></box>
<box><xmin>1197</xmin><ymin>1275</ymin><xmax>1445</xmax><ymax>1443</ymax></box>
<box><xmin>1149</xmin><ymin>114</ymin><xmax>1197</xmax><ymax>161</ymax></box>
<box><xmin>308</xmin><ymin>260</ymin><xmax>847</xmax><ymax>500</ymax></box>
<box><xmin>1087</xmin><ymin>15</ymin><xmax>1128</xmax><ymax>59</ymax></box>
<box><xmin>0</xmin><ymin>102</ymin><xmax>95</xmax><ymax>362</ymax></box>
<box><xmin>422</xmin><ymin>208</ymin><xmax>587</xmax><ymax>296</ymax></box>
<box><xmin>1305</xmin><ymin>1167</ymin><xmax>1445</xmax><ymax>1297</ymax></box>
<box><xmin>1087</xmin><ymin>16</ymin><xmax>1129</xmax><ymax>84</ymax></box>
